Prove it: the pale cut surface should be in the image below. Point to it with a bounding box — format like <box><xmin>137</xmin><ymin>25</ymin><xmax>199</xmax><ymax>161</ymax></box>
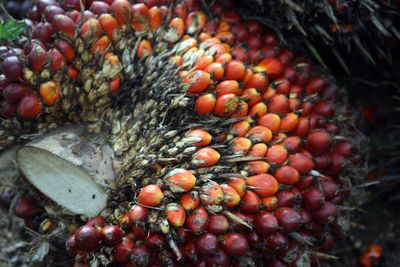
<box><xmin>17</xmin><ymin>146</ymin><xmax>107</xmax><ymax>217</ymax></box>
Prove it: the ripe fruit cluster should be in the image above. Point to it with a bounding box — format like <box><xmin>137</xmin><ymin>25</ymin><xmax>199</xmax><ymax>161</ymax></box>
<box><xmin>0</xmin><ymin>0</ymin><xmax>360</xmax><ymax>266</ymax></box>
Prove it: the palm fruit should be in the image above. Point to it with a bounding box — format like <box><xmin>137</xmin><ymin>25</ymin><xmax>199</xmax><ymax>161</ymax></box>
<box><xmin>0</xmin><ymin>0</ymin><xmax>364</xmax><ymax>266</ymax></box>
<box><xmin>237</xmin><ymin>0</ymin><xmax>400</xmax><ymax>69</ymax></box>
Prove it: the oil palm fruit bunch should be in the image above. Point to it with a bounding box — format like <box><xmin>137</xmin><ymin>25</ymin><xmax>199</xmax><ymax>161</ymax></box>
<box><xmin>0</xmin><ymin>0</ymin><xmax>364</xmax><ymax>266</ymax></box>
<box><xmin>238</xmin><ymin>0</ymin><xmax>400</xmax><ymax>69</ymax></box>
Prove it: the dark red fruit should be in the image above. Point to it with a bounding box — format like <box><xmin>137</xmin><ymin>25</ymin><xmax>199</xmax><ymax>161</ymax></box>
<box><xmin>128</xmin><ymin>205</ymin><xmax>149</xmax><ymax>223</ymax></box>
<box><xmin>302</xmin><ymin>187</ymin><xmax>324</xmax><ymax>211</ymax></box>
<box><xmin>265</xmin><ymin>232</ymin><xmax>288</xmax><ymax>253</ymax></box>
<box><xmin>101</xmin><ymin>225</ymin><xmax>124</xmax><ymax>246</ymax></box>
<box><xmin>2</xmin><ymin>56</ymin><xmax>23</xmax><ymax>82</ymax></box>
<box><xmin>32</xmin><ymin>22</ymin><xmax>55</xmax><ymax>43</ymax></box>
<box><xmin>208</xmin><ymin>214</ymin><xmax>229</xmax><ymax>235</ymax></box>
<box><xmin>144</xmin><ymin>233</ymin><xmax>167</xmax><ymax>252</ymax></box>
<box><xmin>130</xmin><ymin>246</ymin><xmax>152</xmax><ymax>267</ymax></box>
<box><xmin>114</xmin><ymin>238</ymin><xmax>135</xmax><ymax>263</ymax></box>
<box><xmin>254</xmin><ymin>211</ymin><xmax>278</xmax><ymax>235</ymax></box>
<box><xmin>75</xmin><ymin>225</ymin><xmax>101</xmax><ymax>251</ymax></box>
<box><xmin>2</xmin><ymin>83</ymin><xmax>27</xmax><ymax>103</ymax></box>
<box><xmin>312</xmin><ymin>202</ymin><xmax>338</xmax><ymax>224</ymax></box>
<box><xmin>186</xmin><ymin>207</ymin><xmax>209</xmax><ymax>234</ymax></box>
<box><xmin>306</xmin><ymin>130</ymin><xmax>332</xmax><ymax>154</ymax></box>
<box><xmin>196</xmin><ymin>233</ymin><xmax>218</xmax><ymax>256</ymax></box>
<box><xmin>90</xmin><ymin>1</ymin><xmax>111</xmax><ymax>15</ymax></box>
<box><xmin>66</xmin><ymin>234</ymin><xmax>80</xmax><ymax>256</ymax></box>
<box><xmin>17</xmin><ymin>93</ymin><xmax>43</xmax><ymax>120</ymax></box>
<box><xmin>275</xmin><ymin>208</ymin><xmax>302</xmax><ymax>232</ymax></box>
<box><xmin>220</xmin><ymin>233</ymin><xmax>250</xmax><ymax>256</ymax></box>
<box><xmin>0</xmin><ymin>100</ymin><xmax>17</xmax><ymax>118</ymax></box>
<box><xmin>45</xmin><ymin>5</ymin><xmax>65</xmax><ymax>23</ymax></box>
<box><xmin>86</xmin><ymin>216</ymin><xmax>106</xmax><ymax>227</ymax></box>
<box><xmin>205</xmin><ymin>248</ymin><xmax>229</xmax><ymax>267</ymax></box>
<box><xmin>14</xmin><ymin>195</ymin><xmax>36</xmax><ymax>218</ymax></box>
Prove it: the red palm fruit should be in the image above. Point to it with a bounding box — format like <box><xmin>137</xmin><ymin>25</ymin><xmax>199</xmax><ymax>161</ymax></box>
<box><xmin>90</xmin><ymin>1</ymin><xmax>111</xmax><ymax>15</ymax></box>
<box><xmin>131</xmin><ymin>3</ymin><xmax>150</xmax><ymax>32</ymax></box>
<box><xmin>312</xmin><ymin>202</ymin><xmax>338</xmax><ymax>224</ymax></box>
<box><xmin>108</xmin><ymin>76</ymin><xmax>121</xmax><ymax>93</ymax></box>
<box><xmin>165</xmin><ymin>168</ymin><xmax>196</xmax><ymax>193</ymax></box>
<box><xmin>53</xmin><ymin>14</ymin><xmax>76</xmax><ymax>39</ymax></box>
<box><xmin>129</xmin><ymin>225</ymin><xmax>146</xmax><ymax>240</ymax></box>
<box><xmin>261</xmin><ymin>196</ymin><xmax>278</xmax><ymax>211</ymax></box>
<box><xmin>208</xmin><ymin>215</ymin><xmax>229</xmax><ymax>235</ymax></box>
<box><xmin>246</xmin><ymin>125</ymin><xmax>272</xmax><ymax>143</ymax></box>
<box><xmin>248</xmin><ymin>143</ymin><xmax>268</xmax><ymax>157</ymax></box>
<box><xmin>254</xmin><ymin>211</ymin><xmax>278</xmax><ymax>235</ymax></box>
<box><xmin>176</xmin><ymin>228</ymin><xmax>193</xmax><ymax>245</ymax></box>
<box><xmin>247</xmin><ymin>35</ymin><xmax>263</xmax><ymax>50</ymax></box>
<box><xmin>274</xmin><ymin>166</ymin><xmax>300</xmax><ymax>185</ymax></box>
<box><xmin>240</xmin><ymin>190</ymin><xmax>261</xmax><ymax>213</ymax></box>
<box><xmin>66</xmin><ymin>10</ymin><xmax>80</xmax><ymax>22</ymax></box>
<box><xmin>266</xmin><ymin>232</ymin><xmax>288</xmax><ymax>253</ymax></box>
<box><xmin>227</xmin><ymin>177</ymin><xmax>246</xmax><ymax>197</ymax></box>
<box><xmin>278</xmin><ymin>49</ymin><xmax>294</xmax><ymax>65</ymax></box>
<box><xmin>320</xmin><ymin>179</ymin><xmax>339</xmax><ymax>200</ymax></box>
<box><xmin>137</xmin><ymin>40</ymin><xmax>153</xmax><ymax>58</ymax></box>
<box><xmin>54</xmin><ymin>39</ymin><xmax>75</xmax><ymax>61</ymax></box>
<box><xmin>280</xmin><ymin>113</ymin><xmax>299</xmax><ymax>132</ymax></box>
<box><xmin>64</xmin><ymin>0</ymin><xmax>85</xmax><ymax>10</ymax></box>
<box><xmin>231</xmin><ymin>44</ymin><xmax>249</xmax><ymax>62</ymax></box>
<box><xmin>242</xmin><ymin>88</ymin><xmax>261</xmax><ymax>108</ymax></box>
<box><xmin>2</xmin><ymin>83</ymin><xmax>27</xmax><ymax>103</ymax></box>
<box><xmin>288</xmin><ymin>152</ymin><xmax>314</xmax><ymax>174</ymax></box>
<box><xmin>275</xmin><ymin>79</ymin><xmax>290</xmax><ymax>95</ymax></box>
<box><xmin>215</xmin><ymin>80</ymin><xmax>241</xmax><ymax>97</ymax></box>
<box><xmin>230</xmin><ymin>121</ymin><xmax>251</xmax><ymax>137</ymax></box>
<box><xmin>186</xmin><ymin>129</ymin><xmax>212</xmax><ymax>147</ymax></box>
<box><xmin>182</xmin><ymin>240</ymin><xmax>198</xmax><ymax>262</ymax></box>
<box><xmin>249</xmin><ymin>102</ymin><xmax>268</xmax><ymax>118</ymax></box>
<box><xmin>166</xmin><ymin>203</ymin><xmax>186</xmax><ymax>227</ymax></box>
<box><xmin>149</xmin><ymin>6</ymin><xmax>162</xmax><ymax>31</ymax></box>
<box><xmin>220</xmin><ymin>233</ymin><xmax>250</xmax><ymax>257</ymax></box>
<box><xmin>244</xmin><ymin>230</ymin><xmax>263</xmax><ymax>250</ymax></box>
<box><xmin>1</xmin><ymin>56</ymin><xmax>22</xmax><ymax>82</ymax></box>
<box><xmin>246</xmin><ymin>72</ymin><xmax>269</xmax><ymax>90</ymax></box>
<box><xmin>294</xmin><ymin>117</ymin><xmax>311</xmax><ymax>137</ymax></box>
<box><xmin>302</xmin><ymin>187</ymin><xmax>324</xmax><ymax>211</ymax></box>
<box><xmin>180</xmin><ymin>191</ymin><xmax>200</xmax><ymax>211</ymax></box>
<box><xmin>194</xmin><ymin>54</ymin><xmax>214</xmax><ymax>70</ymax></box>
<box><xmin>14</xmin><ymin>195</ymin><xmax>35</xmax><ymax>218</ymax></box>
<box><xmin>328</xmin><ymin>153</ymin><xmax>345</xmax><ymax>174</ymax></box>
<box><xmin>266</xmin><ymin>145</ymin><xmax>288</xmax><ymax>165</ymax></box>
<box><xmin>230</xmin><ymin>137</ymin><xmax>252</xmax><ymax>155</ymax></box>
<box><xmin>313</xmin><ymin>100</ymin><xmax>334</xmax><ymax>118</ymax></box>
<box><xmin>164</xmin><ymin>17</ymin><xmax>185</xmax><ymax>42</ymax></box>
<box><xmin>67</xmin><ymin>65</ymin><xmax>79</xmax><ymax>80</ymax></box>
<box><xmin>205</xmin><ymin>248</ymin><xmax>229</xmax><ymax>267</ymax></box>
<box><xmin>275</xmin><ymin>208</ymin><xmax>302</xmax><ymax>233</ymax></box>
<box><xmin>269</xmin><ymin>94</ymin><xmax>289</xmax><ymax>116</ymax></box>
<box><xmin>275</xmin><ymin>189</ymin><xmax>296</xmax><ymax>207</ymax></box>
<box><xmin>255</xmin><ymin>58</ymin><xmax>284</xmax><ymax>80</ymax></box>
<box><xmin>80</xmin><ymin>18</ymin><xmax>102</xmax><ymax>43</ymax></box>
<box><xmin>247</xmin><ymin>19</ymin><xmax>263</xmax><ymax>35</ymax></box>
<box><xmin>192</xmin><ymin>147</ymin><xmax>220</xmax><ymax>167</ymax></box>
<box><xmin>39</xmin><ymin>81</ymin><xmax>61</xmax><ymax>105</ymax></box>
<box><xmin>333</xmin><ymin>141</ymin><xmax>353</xmax><ymax>156</ymax></box>
<box><xmin>128</xmin><ymin>205</ymin><xmax>148</xmax><ymax>223</ymax></box>
<box><xmin>173</xmin><ymin>3</ymin><xmax>187</xmax><ymax>19</ymax></box>
<box><xmin>28</xmin><ymin>44</ymin><xmax>47</xmax><ymax>72</ymax></box>
<box><xmin>17</xmin><ymin>93</ymin><xmax>42</xmax><ymax>120</ymax></box>
<box><xmin>137</xmin><ymin>185</ymin><xmax>164</xmax><ymax>206</ymax></box>
<box><xmin>0</xmin><ymin>101</ymin><xmax>17</xmax><ymax>118</ymax></box>
<box><xmin>225</xmin><ymin>60</ymin><xmax>246</xmax><ymax>80</ymax></box>
<box><xmin>281</xmin><ymin>136</ymin><xmax>302</xmax><ymax>153</ymax></box>
<box><xmin>118</xmin><ymin>213</ymin><xmax>131</xmax><ymax>230</ymax></box>
<box><xmin>37</xmin><ymin>0</ymin><xmax>59</xmax><ymax>15</ymax></box>
<box><xmin>48</xmin><ymin>48</ymin><xmax>66</xmax><ymax>71</ymax></box>
<box><xmin>245</xmin><ymin>161</ymin><xmax>270</xmax><ymax>174</ymax></box>
<box><xmin>184</xmin><ymin>70</ymin><xmax>211</xmax><ymax>94</ymax></box>
<box><xmin>75</xmin><ymin>225</ymin><xmax>101</xmax><ymax>251</ymax></box>
<box><xmin>186</xmin><ymin>207</ymin><xmax>209</xmax><ymax>234</ymax></box>
<box><xmin>200</xmin><ymin>181</ymin><xmax>224</xmax><ymax>205</ymax></box>
<box><xmin>313</xmin><ymin>153</ymin><xmax>330</xmax><ymax>170</ymax></box>
<box><xmin>216</xmin><ymin>53</ymin><xmax>232</xmax><ymax>66</ymax></box>
<box><xmin>186</xmin><ymin>11</ymin><xmax>206</xmax><ymax>34</ymax></box>
<box><xmin>296</xmin><ymin>175</ymin><xmax>314</xmax><ymax>191</ymax></box>
<box><xmin>221</xmin><ymin>184</ymin><xmax>241</xmax><ymax>207</ymax></box>
<box><xmin>196</xmin><ymin>233</ymin><xmax>218</xmax><ymax>256</ymax></box>
<box><xmin>32</xmin><ymin>22</ymin><xmax>54</xmax><ymax>43</ymax></box>
<box><xmin>245</xmin><ymin>174</ymin><xmax>279</xmax><ymax>198</ymax></box>
<box><xmin>144</xmin><ymin>233</ymin><xmax>167</xmax><ymax>252</ymax></box>
<box><xmin>110</xmin><ymin>0</ymin><xmax>132</xmax><ymax>25</ymax></box>
<box><xmin>114</xmin><ymin>238</ymin><xmax>135</xmax><ymax>263</ymax></box>
<box><xmin>45</xmin><ymin>5</ymin><xmax>65</xmax><ymax>23</ymax></box>
<box><xmin>231</xmin><ymin>24</ymin><xmax>249</xmax><ymax>41</ymax></box>
<box><xmin>101</xmin><ymin>225</ymin><xmax>123</xmax><ymax>246</ymax></box>
<box><xmin>306</xmin><ymin>130</ymin><xmax>332</xmax><ymax>154</ymax></box>
<box><xmin>258</xmin><ymin>113</ymin><xmax>281</xmax><ymax>132</ymax></box>
<box><xmin>204</xmin><ymin>62</ymin><xmax>224</xmax><ymax>81</ymax></box>
<box><xmin>306</xmin><ymin>77</ymin><xmax>326</xmax><ymax>94</ymax></box>
<box><xmin>86</xmin><ymin>216</ymin><xmax>106</xmax><ymax>228</ymax></box>
<box><xmin>91</xmin><ymin>36</ymin><xmax>111</xmax><ymax>54</ymax></box>
<box><xmin>99</xmin><ymin>14</ymin><xmax>120</xmax><ymax>40</ymax></box>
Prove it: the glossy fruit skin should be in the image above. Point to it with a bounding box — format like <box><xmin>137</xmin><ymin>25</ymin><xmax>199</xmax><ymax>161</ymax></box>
<box><xmin>101</xmin><ymin>225</ymin><xmax>124</xmax><ymax>246</ymax></box>
<box><xmin>114</xmin><ymin>238</ymin><xmax>135</xmax><ymax>263</ymax></box>
<box><xmin>2</xmin><ymin>56</ymin><xmax>23</xmax><ymax>82</ymax></box>
<box><xmin>196</xmin><ymin>233</ymin><xmax>218</xmax><ymax>255</ymax></box>
<box><xmin>75</xmin><ymin>225</ymin><xmax>101</xmax><ymax>251</ymax></box>
<box><xmin>14</xmin><ymin>195</ymin><xmax>36</xmax><ymax>218</ymax></box>
<box><xmin>17</xmin><ymin>93</ymin><xmax>43</xmax><ymax>120</ymax></box>
<box><xmin>2</xmin><ymin>83</ymin><xmax>27</xmax><ymax>103</ymax></box>
<box><xmin>220</xmin><ymin>233</ymin><xmax>250</xmax><ymax>257</ymax></box>
<box><xmin>137</xmin><ymin>184</ymin><xmax>164</xmax><ymax>206</ymax></box>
